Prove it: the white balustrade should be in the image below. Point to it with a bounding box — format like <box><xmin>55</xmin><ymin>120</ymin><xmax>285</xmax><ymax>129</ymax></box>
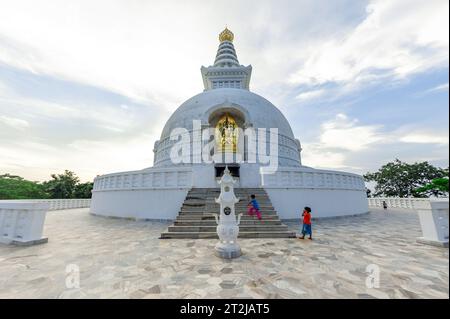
<box><xmin>0</xmin><ymin>199</ymin><xmax>91</xmax><ymax>211</ymax></box>
<box><xmin>368</xmin><ymin>197</ymin><xmax>449</xmax><ymax>247</ymax></box>
<box><xmin>0</xmin><ymin>199</ymin><xmax>91</xmax><ymax>245</ymax></box>
<box><xmin>260</xmin><ymin>167</ymin><xmax>365</xmax><ymax>191</ymax></box>
<box><xmin>93</xmin><ymin>167</ymin><xmax>193</xmax><ymax>192</ymax></box>
<box><xmin>368</xmin><ymin>197</ymin><xmax>431</xmax><ymax>210</ymax></box>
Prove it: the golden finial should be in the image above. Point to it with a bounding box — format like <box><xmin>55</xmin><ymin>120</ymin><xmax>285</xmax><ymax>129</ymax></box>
<box><xmin>219</xmin><ymin>27</ymin><xmax>234</xmax><ymax>42</ymax></box>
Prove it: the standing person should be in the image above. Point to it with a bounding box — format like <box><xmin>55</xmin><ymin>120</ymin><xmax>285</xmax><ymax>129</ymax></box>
<box><xmin>247</xmin><ymin>194</ymin><xmax>262</xmax><ymax>221</ymax></box>
<box><xmin>382</xmin><ymin>201</ymin><xmax>388</xmax><ymax>210</ymax></box>
<box><xmin>299</xmin><ymin>207</ymin><xmax>312</xmax><ymax>240</ymax></box>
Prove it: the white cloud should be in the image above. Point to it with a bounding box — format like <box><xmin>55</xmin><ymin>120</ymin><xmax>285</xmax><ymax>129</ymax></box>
<box><xmin>301</xmin><ymin>113</ymin><xmax>449</xmax><ymax>172</ymax></box>
<box><xmin>301</xmin><ymin>145</ymin><xmax>349</xmax><ymax>170</ymax></box>
<box><xmin>0</xmin><ymin>115</ymin><xmax>29</xmax><ymax>130</ymax></box>
<box><xmin>399</xmin><ymin>132</ymin><xmax>449</xmax><ymax>145</ymax></box>
<box><xmin>0</xmin><ymin>0</ymin><xmax>214</xmax><ymax>108</ymax></box>
<box><xmin>0</xmin><ymin>0</ymin><xmax>448</xmax><ymax>180</ymax></box>
<box><xmin>296</xmin><ymin>89</ymin><xmax>327</xmax><ymax>101</ymax></box>
<box><xmin>319</xmin><ymin>113</ymin><xmax>384</xmax><ymax>151</ymax></box>
<box><xmin>290</xmin><ymin>0</ymin><xmax>449</xmax><ymax>96</ymax></box>
<box><xmin>427</xmin><ymin>82</ymin><xmax>449</xmax><ymax>94</ymax></box>
<box><xmin>0</xmin><ymin>134</ymin><xmax>158</xmax><ymax>182</ymax></box>
<box><xmin>0</xmin><ymin>79</ymin><xmax>163</xmax><ymax>181</ymax></box>
<box><xmin>300</xmin><ymin>113</ymin><xmax>385</xmax><ymax>170</ymax></box>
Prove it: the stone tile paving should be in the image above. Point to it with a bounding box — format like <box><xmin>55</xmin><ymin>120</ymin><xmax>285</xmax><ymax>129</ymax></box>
<box><xmin>0</xmin><ymin>208</ymin><xmax>448</xmax><ymax>299</ymax></box>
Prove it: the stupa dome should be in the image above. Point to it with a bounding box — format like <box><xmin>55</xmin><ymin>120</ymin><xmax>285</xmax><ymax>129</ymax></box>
<box><xmin>159</xmin><ymin>88</ymin><xmax>296</xmax><ymax>141</ymax></box>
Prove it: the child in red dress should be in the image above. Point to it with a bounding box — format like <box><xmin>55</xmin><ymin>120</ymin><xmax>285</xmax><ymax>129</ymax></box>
<box><xmin>299</xmin><ymin>206</ymin><xmax>312</xmax><ymax>240</ymax></box>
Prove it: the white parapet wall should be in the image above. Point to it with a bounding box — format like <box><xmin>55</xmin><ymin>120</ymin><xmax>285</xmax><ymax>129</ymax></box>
<box><xmin>91</xmin><ymin>165</ymin><xmax>369</xmax><ymax>220</ymax></box>
<box><xmin>31</xmin><ymin>199</ymin><xmax>91</xmax><ymax>211</ymax></box>
<box><xmin>0</xmin><ymin>201</ymin><xmax>49</xmax><ymax>245</ymax></box>
<box><xmin>260</xmin><ymin>167</ymin><xmax>369</xmax><ymax>219</ymax></box>
<box><xmin>0</xmin><ymin>199</ymin><xmax>91</xmax><ymax>211</ymax></box>
<box><xmin>368</xmin><ymin>197</ymin><xmax>449</xmax><ymax>247</ymax></box>
<box><xmin>91</xmin><ymin>167</ymin><xmax>193</xmax><ymax>220</ymax></box>
<box><xmin>368</xmin><ymin>197</ymin><xmax>431</xmax><ymax>210</ymax></box>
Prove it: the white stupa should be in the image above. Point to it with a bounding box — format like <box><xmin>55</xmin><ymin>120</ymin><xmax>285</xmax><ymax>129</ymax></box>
<box><xmin>91</xmin><ymin>28</ymin><xmax>368</xmax><ymax>221</ymax></box>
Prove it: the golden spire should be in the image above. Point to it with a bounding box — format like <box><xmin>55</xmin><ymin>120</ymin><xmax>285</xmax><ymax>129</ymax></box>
<box><xmin>219</xmin><ymin>27</ymin><xmax>234</xmax><ymax>42</ymax></box>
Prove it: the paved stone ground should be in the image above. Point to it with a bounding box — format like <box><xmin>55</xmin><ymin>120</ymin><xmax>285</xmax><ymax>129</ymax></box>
<box><xmin>0</xmin><ymin>208</ymin><xmax>448</xmax><ymax>299</ymax></box>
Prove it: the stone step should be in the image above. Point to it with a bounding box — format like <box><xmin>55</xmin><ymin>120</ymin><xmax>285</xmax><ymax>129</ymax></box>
<box><xmin>186</xmin><ymin>194</ymin><xmax>268</xmax><ymax>198</ymax></box>
<box><xmin>186</xmin><ymin>195</ymin><xmax>267</xmax><ymax>200</ymax></box>
<box><xmin>168</xmin><ymin>225</ymin><xmax>289</xmax><ymax>232</ymax></box>
<box><xmin>176</xmin><ymin>215</ymin><xmax>281</xmax><ymax>221</ymax></box>
<box><xmin>177</xmin><ymin>213</ymin><xmax>280</xmax><ymax>217</ymax></box>
<box><xmin>178</xmin><ymin>212</ymin><xmax>278</xmax><ymax>217</ymax></box>
<box><xmin>160</xmin><ymin>231</ymin><xmax>297</xmax><ymax>239</ymax></box>
<box><xmin>188</xmin><ymin>188</ymin><xmax>266</xmax><ymax>192</ymax></box>
<box><xmin>179</xmin><ymin>207</ymin><xmax>277</xmax><ymax>215</ymax></box>
<box><xmin>187</xmin><ymin>193</ymin><xmax>268</xmax><ymax>197</ymax></box>
<box><xmin>186</xmin><ymin>198</ymin><xmax>269</xmax><ymax>202</ymax></box>
<box><xmin>183</xmin><ymin>199</ymin><xmax>272</xmax><ymax>203</ymax></box>
<box><xmin>161</xmin><ymin>187</ymin><xmax>293</xmax><ymax>239</ymax></box>
<box><xmin>182</xmin><ymin>203</ymin><xmax>275</xmax><ymax>208</ymax></box>
<box><xmin>173</xmin><ymin>220</ymin><xmax>283</xmax><ymax>226</ymax></box>
<box><xmin>181</xmin><ymin>208</ymin><xmax>275</xmax><ymax>212</ymax></box>
<box><xmin>183</xmin><ymin>202</ymin><xmax>272</xmax><ymax>206</ymax></box>
<box><xmin>181</xmin><ymin>205</ymin><xmax>275</xmax><ymax>209</ymax></box>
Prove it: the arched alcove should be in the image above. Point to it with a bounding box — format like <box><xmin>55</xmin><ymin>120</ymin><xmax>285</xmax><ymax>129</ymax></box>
<box><xmin>206</xmin><ymin>104</ymin><xmax>248</xmax><ymax>129</ymax></box>
<box><xmin>204</xmin><ymin>105</ymin><xmax>249</xmax><ymax>167</ymax></box>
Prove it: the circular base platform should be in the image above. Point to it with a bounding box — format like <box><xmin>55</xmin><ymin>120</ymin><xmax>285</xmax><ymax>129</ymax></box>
<box><xmin>215</xmin><ymin>242</ymin><xmax>242</xmax><ymax>259</ymax></box>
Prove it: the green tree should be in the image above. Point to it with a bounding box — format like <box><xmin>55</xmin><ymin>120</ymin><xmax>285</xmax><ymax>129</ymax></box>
<box><xmin>42</xmin><ymin>170</ymin><xmax>80</xmax><ymax>199</ymax></box>
<box><xmin>415</xmin><ymin>177</ymin><xmax>449</xmax><ymax>197</ymax></box>
<box><xmin>0</xmin><ymin>174</ymin><xmax>48</xmax><ymax>199</ymax></box>
<box><xmin>74</xmin><ymin>182</ymin><xmax>93</xmax><ymax>198</ymax></box>
<box><xmin>364</xmin><ymin>159</ymin><xmax>447</xmax><ymax>198</ymax></box>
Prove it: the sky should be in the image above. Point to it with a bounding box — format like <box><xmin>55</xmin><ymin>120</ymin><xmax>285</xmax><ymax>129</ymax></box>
<box><xmin>0</xmin><ymin>0</ymin><xmax>448</xmax><ymax>182</ymax></box>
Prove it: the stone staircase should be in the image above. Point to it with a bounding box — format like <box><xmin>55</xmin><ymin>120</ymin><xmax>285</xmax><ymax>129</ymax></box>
<box><xmin>160</xmin><ymin>188</ymin><xmax>296</xmax><ymax>239</ymax></box>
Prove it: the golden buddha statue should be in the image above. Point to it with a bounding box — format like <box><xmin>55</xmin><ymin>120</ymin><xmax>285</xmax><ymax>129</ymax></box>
<box><xmin>216</xmin><ymin>114</ymin><xmax>238</xmax><ymax>153</ymax></box>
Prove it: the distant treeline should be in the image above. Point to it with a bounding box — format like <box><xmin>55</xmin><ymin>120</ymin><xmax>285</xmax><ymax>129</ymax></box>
<box><xmin>364</xmin><ymin>159</ymin><xmax>449</xmax><ymax>198</ymax></box>
<box><xmin>0</xmin><ymin>170</ymin><xmax>93</xmax><ymax>200</ymax></box>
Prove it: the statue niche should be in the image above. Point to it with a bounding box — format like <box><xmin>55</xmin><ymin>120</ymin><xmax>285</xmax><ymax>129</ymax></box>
<box><xmin>215</xmin><ymin>114</ymin><xmax>238</xmax><ymax>153</ymax></box>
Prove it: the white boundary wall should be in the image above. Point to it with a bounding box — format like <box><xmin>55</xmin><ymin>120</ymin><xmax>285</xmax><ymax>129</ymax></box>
<box><xmin>91</xmin><ymin>165</ymin><xmax>368</xmax><ymax>219</ymax></box>
<box><xmin>368</xmin><ymin>197</ymin><xmax>431</xmax><ymax>210</ymax></box>
<box><xmin>0</xmin><ymin>201</ymin><xmax>49</xmax><ymax>245</ymax></box>
<box><xmin>91</xmin><ymin>167</ymin><xmax>192</xmax><ymax>220</ymax></box>
<box><xmin>260</xmin><ymin>167</ymin><xmax>368</xmax><ymax>219</ymax></box>
<box><xmin>368</xmin><ymin>197</ymin><xmax>449</xmax><ymax>247</ymax></box>
<box><xmin>0</xmin><ymin>199</ymin><xmax>91</xmax><ymax>211</ymax></box>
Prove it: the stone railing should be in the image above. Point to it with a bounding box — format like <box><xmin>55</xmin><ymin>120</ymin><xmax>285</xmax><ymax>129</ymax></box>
<box><xmin>368</xmin><ymin>197</ymin><xmax>431</xmax><ymax>210</ymax></box>
<box><xmin>368</xmin><ymin>197</ymin><xmax>449</xmax><ymax>247</ymax></box>
<box><xmin>93</xmin><ymin>167</ymin><xmax>193</xmax><ymax>192</ymax></box>
<box><xmin>0</xmin><ymin>199</ymin><xmax>91</xmax><ymax>211</ymax></box>
<box><xmin>0</xmin><ymin>201</ymin><xmax>49</xmax><ymax>245</ymax></box>
<box><xmin>260</xmin><ymin>167</ymin><xmax>365</xmax><ymax>191</ymax></box>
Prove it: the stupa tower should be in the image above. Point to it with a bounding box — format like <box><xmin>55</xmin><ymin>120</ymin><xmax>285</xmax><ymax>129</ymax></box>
<box><xmin>201</xmin><ymin>27</ymin><xmax>252</xmax><ymax>91</ymax></box>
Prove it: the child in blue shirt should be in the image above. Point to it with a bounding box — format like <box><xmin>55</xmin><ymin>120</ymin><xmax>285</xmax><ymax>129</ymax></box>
<box><xmin>247</xmin><ymin>194</ymin><xmax>262</xmax><ymax>220</ymax></box>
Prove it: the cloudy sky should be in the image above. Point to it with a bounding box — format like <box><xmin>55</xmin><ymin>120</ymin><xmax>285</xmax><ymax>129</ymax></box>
<box><xmin>0</xmin><ymin>0</ymin><xmax>448</xmax><ymax>182</ymax></box>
